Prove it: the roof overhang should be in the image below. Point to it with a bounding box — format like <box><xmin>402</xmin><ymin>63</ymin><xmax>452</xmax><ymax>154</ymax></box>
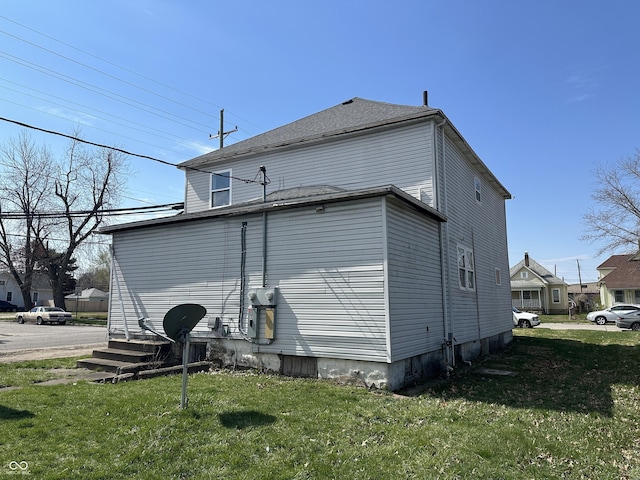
<box><xmin>100</xmin><ymin>184</ymin><xmax>447</xmax><ymax>235</ymax></box>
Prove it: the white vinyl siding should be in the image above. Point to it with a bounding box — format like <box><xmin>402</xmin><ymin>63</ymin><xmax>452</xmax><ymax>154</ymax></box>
<box><xmin>184</xmin><ymin>122</ymin><xmax>434</xmax><ymax>213</ymax></box>
<box><xmin>441</xmin><ymin>134</ymin><xmax>512</xmax><ymax>343</ymax></box>
<box><xmin>109</xmin><ymin>198</ymin><xmax>391</xmax><ymax>362</ymax></box>
<box><xmin>385</xmin><ymin>199</ymin><xmax>444</xmax><ymax>361</ymax></box>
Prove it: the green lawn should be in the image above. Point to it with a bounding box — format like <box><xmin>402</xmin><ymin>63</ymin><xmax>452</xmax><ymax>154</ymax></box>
<box><xmin>1</xmin><ymin>329</ymin><xmax>639</xmax><ymax>479</ymax></box>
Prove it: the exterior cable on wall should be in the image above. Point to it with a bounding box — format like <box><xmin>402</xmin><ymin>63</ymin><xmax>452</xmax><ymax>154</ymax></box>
<box><xmin>236</xmin><ymin>220</ymin><xmax>274</xmax><ymax>345</ymax></box>
<box><xmin>238</xmin><ymin>222</ymin><xmax>247</xmax><ymax>336</ymax></box>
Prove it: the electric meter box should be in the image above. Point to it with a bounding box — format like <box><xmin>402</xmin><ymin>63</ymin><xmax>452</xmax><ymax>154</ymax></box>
<box><xmin>248</xmin><ymin>287</ymin><xmax>279</xmax><ymax>307</ymax></box>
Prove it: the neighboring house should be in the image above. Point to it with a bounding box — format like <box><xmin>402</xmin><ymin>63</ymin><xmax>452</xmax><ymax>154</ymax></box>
<box><xmin>510</xmin><ymin>252</ymin><xmax>569</xmax><ymax>315</ymax></box>
<box><xmin>0</xmin><ymin>271</ymin><xmax>53</xmax><ymax>309</ymax></box>
<box><xmin>595</xmin><ymin>253</ymin><xmax>640</xmax><ymax>308</ymax></box>
<box><xmin>567</xmin><ymin>282</ymin><xmax>599</xmax><ymax>312</ymax></box>
<box><xmin>65</xmin><ymin>288</ymin><xmax>109</xmax><ymax>312</ymax></box>
<box><xmin>101</xmin><ymin>95</ymin><xmax>514</xmax><ymax>391</ymax></box>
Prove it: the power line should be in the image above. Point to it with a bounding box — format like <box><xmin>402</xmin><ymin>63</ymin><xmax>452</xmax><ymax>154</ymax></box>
<box><xmin>0</xmin><ymin>95</ymin><xmax>206</xmax><ymax>161</ymax></box>
<box><xmin>0</xmin><ymin>116</ymin><xmax>261</xmax><ymax>184</ymax></box>
<box><xmin>0</xmin><ymin>15</ymin><xmax>264</xmax><ymax>136</ymax></box>
<box><xmin>0</xmin><ymin>202</ymin><xmax>184</xmax><ymax>219</ymax></box>
<box><xmin>0</xmin><ymin>76</ymin><xmax>208</xmax><ymax>148</ymax></box>
<box><xmin>0</xmin><ymin>49</ymin><xmax>214</xmax><ymax>134</ymax></box>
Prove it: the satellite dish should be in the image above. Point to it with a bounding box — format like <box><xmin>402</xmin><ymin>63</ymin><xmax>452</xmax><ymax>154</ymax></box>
<box><xmin>162</xmin><ymin>303</ymin><xmax>207</xmax><ymax>409</ymax></box>
<box><xmin>163</xmin><ymin>304</ymin><xmax>207</xmax><ymax>341</ymax></box>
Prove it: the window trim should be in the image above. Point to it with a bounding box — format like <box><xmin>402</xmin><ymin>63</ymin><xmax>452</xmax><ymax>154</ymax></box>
<box><xmin>474</xmin><ymin>177</ymin><xmax>482</xmax><ymax>204</ymax></box>
<box><xmin>495</xmin><ymin>268</ymin><xmax>501</xmax><ymax>286</ymax></box>
<box><xmin>552</xmin><ymin>288</ymin><xmax>560</xmax><ymax>304</ymax></box>
<box><xmin>210</xmin><ymin>170</ymin><xmax>232</xmax><ymax>208</ymax></box>
<box><xmin>457</xmin><ymin>244</ymin><xmax>476</xmax><ymax>291</ymax></box>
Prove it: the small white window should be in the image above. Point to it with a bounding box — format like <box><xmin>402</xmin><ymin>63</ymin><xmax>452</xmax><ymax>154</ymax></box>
<box><xmin>495</xmin><ymin>268</ymin><xmax>501</xmax><ymax>286</ymax></box>
<box><xmin>211</xmin><ymin>170</ymin><xmax>231</xmax><ymax>208</ymax></box>
<box><xmin>552</xmin><ymin>288</ymin><xmax>560</xmax><ymax>303</ymax></box>
<box><xmin>474</xmin><ymin>177</ymin><xmax>482</xmax><ymax>203</ymax></box>
<box><xmin>520</xmin><ymin>271</ymin><xmax>528</xmax><ymax>279</ymax></box>
<box><xmin>457</xmin><ymin>245</ymin><xmax>475</xmax><ymax>291</ymax></box>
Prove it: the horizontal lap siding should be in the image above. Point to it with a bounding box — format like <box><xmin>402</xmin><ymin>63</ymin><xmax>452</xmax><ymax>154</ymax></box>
<box><xmin>385</xmin><ymin>200</ymin><xmax>445</xmax><ymax>361</ymax></box>
<box><xmin>109</xmin><ymin>216</ymin><xmax>258</xmax><ymax>335</ymax></box>
<box><xmin>110</xmin><ymin>198</ymin><xmax>390</xmax><ymax>362</ymax></box>
<box><xmin>185</xmin><ymin>123</ymin><xmax>434</xmax><ymax>213</ymax></box>
<box><xmin>258</xmin><ymin>199</ymin><xmax>388</xmax><ymax>361</ymax></box>
<box><xmin>442</xmin><ymin>137</ymin><xmax>512</xmax><ymax>344</ymax></box>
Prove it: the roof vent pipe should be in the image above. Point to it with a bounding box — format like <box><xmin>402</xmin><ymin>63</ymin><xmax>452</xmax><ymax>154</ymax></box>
<box><xmin>423</xmin><ymin>90</ymin><xmax>428</xmax><ymax>107</ymax></box>
<box><xmin>525</xmin><ymin>251</ymin><xmax>530</xmax><ymax>267</ymax></box>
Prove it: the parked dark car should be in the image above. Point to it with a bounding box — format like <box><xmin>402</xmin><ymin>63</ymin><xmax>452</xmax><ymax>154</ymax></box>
<box><xmin>614</xmin><ymin>310</ymin><xmax>640</xmax><ymax>331</ymax></box>
<box><xmin>0</xmin><ymin>300</ymin><xmax>18</xmax><ymax>312</ymax></box>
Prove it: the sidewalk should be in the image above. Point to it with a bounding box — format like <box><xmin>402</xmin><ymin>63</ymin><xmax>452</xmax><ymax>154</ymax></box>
<box><xmin>538</xmin><ymin>322</ymin><xmax>623</xmax><ymax>331</ymax></box>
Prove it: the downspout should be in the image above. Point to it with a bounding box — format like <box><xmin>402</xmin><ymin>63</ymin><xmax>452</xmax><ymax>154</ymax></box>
<box><xmin>435</xmin><ymin>117</ymin><xmax>455</xmax><ymax>368</ymax></box>
<box><xmin>110</xmin><ymin>244</ymin><xmax>129</xmax><ymax>340</ymax></box>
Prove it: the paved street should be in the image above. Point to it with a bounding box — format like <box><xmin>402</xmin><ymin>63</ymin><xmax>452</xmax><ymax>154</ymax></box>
<box><xmin>0</xmin><ymin>316</ymin><xmax>628</xmax><ymax>363</ymax></box>
<box><xmin>0</xmin><ymin>319</ymin><xmax>107</xmax><ymax>359</ymax></box>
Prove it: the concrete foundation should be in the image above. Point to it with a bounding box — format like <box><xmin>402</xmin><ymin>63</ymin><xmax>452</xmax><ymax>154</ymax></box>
<box><xmin>205</xmin><ymin>329</ymin><xmax>513</xmax><ymax>391</ymax></box>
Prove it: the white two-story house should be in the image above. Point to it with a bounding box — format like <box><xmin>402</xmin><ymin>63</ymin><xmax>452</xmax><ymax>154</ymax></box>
<box><xmin>101</xmin><ymin>95</ymin><xmax>513</xmax><ymax>390</ymax></box>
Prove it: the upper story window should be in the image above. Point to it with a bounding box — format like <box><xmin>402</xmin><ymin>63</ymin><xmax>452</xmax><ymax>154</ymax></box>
<box><xmin>211</xmin><ymin>170</ymin><xmax>231</xmax><ymax>208</ymax></box>
<box><xmin>495</xmin><ymin>268</ymin><xmax>501</xmax><ymax>286</ymax></box>
<box><xmin>457</xmin><ymin>245</ymin><xmax>475</xmax><ymax>291</ymax></box>
<box><xmin>474</xmin><ymin>177</ymin><xmax>482</xmax><ymax>203</ymax></box>
<box><xmin>520</xmin><ymin>271</ymin><xmax>528</xmax><ymax>279</ymax></box>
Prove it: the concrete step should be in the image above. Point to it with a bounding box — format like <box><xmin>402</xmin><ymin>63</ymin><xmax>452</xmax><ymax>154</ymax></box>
<box><xmin>91</xmin><ymin>347</ymin><xmax>165</xmax><ymax>364</ymax></box>
<box><xmin>107</xmin><ymin>338</ymin><xmax>172</xmax><ymax>354</ymax></box>
<box><xmin>76</xmin><ymin>357</ymin><xmax>170</xmax><ymax>375</ymax></box>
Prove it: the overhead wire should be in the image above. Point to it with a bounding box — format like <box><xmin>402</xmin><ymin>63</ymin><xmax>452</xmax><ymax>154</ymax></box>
<box><xmin>0</xmin><ymin>15</ymin><xmax>264</xmax><ymax>136</ymax></box>
<box><xmin>0</xmin><ymin>202</ymin><xmax>183</xmax><ymax>219</ymax></box>
<box><xmin>0</xmin><ymin>116</ymin><xmax>262</xmax><ymax>184</ymax></box>
<box><xmin>0</xmin><ymin>76</ymin><xmax>210</xmax><ymax>148</ymax></box>
<box><xmin>0</xmin><ymin>49</ymin><xmax>213</xmax><ymax>134</ymax></box>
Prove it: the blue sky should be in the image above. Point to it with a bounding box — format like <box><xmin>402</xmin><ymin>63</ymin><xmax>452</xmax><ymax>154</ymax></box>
<box><xmin>0</xmin><ymin>0</ymin><xmax>638</xmax><ymax>282</ymax></box>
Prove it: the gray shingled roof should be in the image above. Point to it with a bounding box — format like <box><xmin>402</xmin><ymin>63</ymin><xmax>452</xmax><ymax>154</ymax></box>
<box><xmin>178</xmin><ymin>96</ymin><xmax>511</xmax><ymax>199</ymax></box>
<box><xmin>180</xmin><ymin>98</ymin><xmax>438</xmax><ymax>168</ymax></box>
<box><xmin>510</xmin><ymin>256</ymin><xmax>567</xmax><ymax>287</ymax></box>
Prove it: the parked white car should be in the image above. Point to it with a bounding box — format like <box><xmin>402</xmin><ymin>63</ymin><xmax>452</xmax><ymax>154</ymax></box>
<box><xmin>512</xmin><ymin>307</ymin><xmax>540</xmax><ymax>328</ymax></box>
<box><xmin>15</xmin><ymin>306</ymin><xmax>72</xmax><ymax>325</ymax></box>
<box><xmin>586</xmin><ymin>304</ymin><xmax>640</xmax><ymax>326</ymax></box>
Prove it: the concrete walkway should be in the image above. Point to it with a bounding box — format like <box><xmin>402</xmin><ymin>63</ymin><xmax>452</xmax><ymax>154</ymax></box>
<box><xmin>538</xmin><ymin>322</ymin><xmax>623</xmax><ymax>331</ymax></box>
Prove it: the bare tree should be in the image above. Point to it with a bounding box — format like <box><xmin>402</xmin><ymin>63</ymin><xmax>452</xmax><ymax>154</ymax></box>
<box><xmin>583</xmin><ymin>149</ymin><xmax>640</xmax><ymax>255</ymax></box>
<box><xmin>43</xmin><ymin>133</ymin><xmax>128</xmax><ymax>307</ymax></box>
<box><xmin>0</xmin><ymin>130</ymin><xmax>128</xmax><ymax>308</ymax></box>
<box><xmin>0</xmin><ymin>132</ymin><xmax>53</xmax><ymax>308</ymax></box>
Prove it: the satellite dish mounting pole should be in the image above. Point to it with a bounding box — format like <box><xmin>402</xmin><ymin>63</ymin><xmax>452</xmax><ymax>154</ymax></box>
<box><xmin>181</xmin><ymin>330</ymin><xmax>190</xmax><ymax>409</ymax></box>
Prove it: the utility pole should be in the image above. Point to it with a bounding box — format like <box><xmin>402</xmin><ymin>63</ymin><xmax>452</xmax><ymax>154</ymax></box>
<box><xmin>577</xmin><ymin>259</ymin><xmax>583</xmax><ymax>291</ymax></box>
<box><xmin>210</xmin><ymin>109</ymin><xmax>238</xmax><ymax>149</ymax></box>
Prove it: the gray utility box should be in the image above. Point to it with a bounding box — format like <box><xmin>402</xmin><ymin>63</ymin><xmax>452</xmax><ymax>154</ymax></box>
<box><xmin>246</xmin><ymin>287</ymin><xmax>279</xmax><ymax>339</ymax></box>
